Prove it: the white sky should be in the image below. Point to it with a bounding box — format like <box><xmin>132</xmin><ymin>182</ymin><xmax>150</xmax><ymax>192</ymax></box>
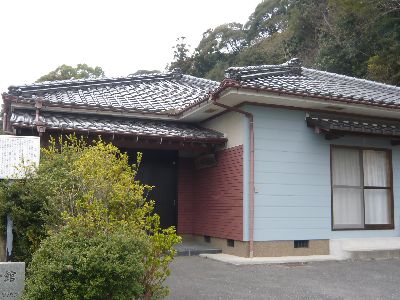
<box><xmin>0</xmin><ymin>0</ymin><xmax>261</xmax><ymax>94</ymax></box>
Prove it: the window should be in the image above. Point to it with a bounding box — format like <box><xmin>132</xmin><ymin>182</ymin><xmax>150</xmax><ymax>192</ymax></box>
<box><xmin>331</xmin><ymin>146</ymin><xmax>394</xmax><ymax>230</ymax></box>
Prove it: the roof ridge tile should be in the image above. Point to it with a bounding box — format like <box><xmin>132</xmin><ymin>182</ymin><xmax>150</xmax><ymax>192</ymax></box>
<box><xmin>225</xmin><ymin>58</ymin><xmax>302</xmax><ymax>80</ymax></box>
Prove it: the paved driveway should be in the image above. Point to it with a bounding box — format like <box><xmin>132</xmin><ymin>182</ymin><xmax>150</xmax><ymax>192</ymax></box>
<box><xmin>165</xmin><ymin>256</ymin><xmax>400</xmax><ymax>300</ymax></box>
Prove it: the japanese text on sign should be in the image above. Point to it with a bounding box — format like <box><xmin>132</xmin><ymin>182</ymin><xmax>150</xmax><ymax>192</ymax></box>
<box><xmin>0</xmin><ymin>136</ymin><xmax>40</xmax><ymax>179</ymax></box>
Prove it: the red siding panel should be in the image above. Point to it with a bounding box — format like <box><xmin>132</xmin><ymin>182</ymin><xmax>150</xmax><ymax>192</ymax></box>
<box><xmin>177</xmin><ymin>145</ymin><xmax>243</xmax><ymax>241</ymax></box>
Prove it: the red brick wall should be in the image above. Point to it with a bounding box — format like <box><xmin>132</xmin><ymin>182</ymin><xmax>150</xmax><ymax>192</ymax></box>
<box><xmin>177</xmin><ymin>145</ymin><xmax>243</xmax><ymax>241</ymax></box>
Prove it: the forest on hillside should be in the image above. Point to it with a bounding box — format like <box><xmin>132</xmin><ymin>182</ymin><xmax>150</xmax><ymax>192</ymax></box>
<box><xmin>168</xmin><ymin>0</ymin><xmax>400</xmax><ymax>85</ymax></box>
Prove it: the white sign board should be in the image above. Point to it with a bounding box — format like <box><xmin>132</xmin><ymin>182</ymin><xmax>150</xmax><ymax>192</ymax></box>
<box><xmin>0</xmin><ymin>136</ymin><xmax>40</xmax><ymax>179</ymax></box>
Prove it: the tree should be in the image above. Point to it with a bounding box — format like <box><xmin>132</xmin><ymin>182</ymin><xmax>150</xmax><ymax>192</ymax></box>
<box><xmin>36</xmin><ymin>64</ymin><xmax>105</xmax><ymax>82</ymax></box>
<box><xmin>378</xmin><ymin>0</ymin><xmax>400</xmax><ymax>14</ymax></box>
<box><xmin>184</xmin><ymin>23</ymin><xmax>248</xmax><ymax>80</ymax></box>
<box><xmin>203</xmin><ymin>23</ymin><xmax>248</xmax><ymax>54</ymax></box>
<box><xmin>166</xmin><ymin>0</ymin><xmax>400</xmax><ymax>85</ymax></box>
<box><xmin>0</xmin><ymin>136</ymin><xmax>181</xmax><ymax>299</ymax></box>
<box><xmin>366</xmin><ymin>1</ymin><xmax>400</xmax><ymax>84</ymax></box>
<box><xmin>245</xmin><ymin>0</ymin><xmax>291</xmax><ymax>43</ymax></box>
<box><xmin>0</xmin><ymin>137</ymin><xmax>82</xmax><ymax>263</ymax></box>
<box><xmin>236</xmin><ymin>30</ymin><xmax>291</xmax><ymax>67</ymax></box>
<box><xmin>167</xmin><ymin>37</ymin><xmax>193</xmax><ymax>74</ymax></box>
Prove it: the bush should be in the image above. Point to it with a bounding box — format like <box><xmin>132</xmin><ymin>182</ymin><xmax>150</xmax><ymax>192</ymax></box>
<box><xmin>0</xmin><ymin>136</ymin><xmax>181</xmax><ymax>299</ymax></box>
<box><xmin>23</xmin><ymin>226</ymin><xmax>149</xmax><ymax>300</ymax></box>
<box><xmin>0</xmin><ymin>136</ymin><xmax>86</xmax><ymax>263</ymax></box>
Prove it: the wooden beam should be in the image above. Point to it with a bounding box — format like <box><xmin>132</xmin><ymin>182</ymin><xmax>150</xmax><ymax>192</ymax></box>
<box><xmin>37</xmin><ymin>131</ymin><xmax>215</xmax><ymax>153</ymax></box>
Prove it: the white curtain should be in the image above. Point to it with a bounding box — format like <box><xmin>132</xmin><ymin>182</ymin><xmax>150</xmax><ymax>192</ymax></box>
<box><xmin>363</xmin><ymin>150</ymin><xmax>390</xmax><ymax>224</ymax></box>
<box><xmin>363</xmin><ymin>150</ymin><xmax>388</xmax><ymax>187</ymax></box>
<box><xmin>332</xmin><ymin>148</ymin><xmax>360</xmax><ymax>186</ymax></box>
<box><xmin>332</xmin><ymin>148</ymin><xmax>363</xmax><ymax>228</ymax></box>
<box><xmin>332</xmin><ymin>148</ymin><xmax>391</xmax><ymax>227</ymax></box>
<box><xmin>365</xmin><ymin>189</ymin><xmax>390</xmax><ymax>224</ymax></box>
<box><xmin>333</xmin><ymin>188</ymin><xmax>363</xmax><ymax>228</ymax></box>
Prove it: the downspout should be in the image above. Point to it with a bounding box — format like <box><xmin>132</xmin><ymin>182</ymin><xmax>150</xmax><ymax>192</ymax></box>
<box><xmin>2</xmin><ymin>94</ymin><xmax>11</xmax><ymax>133</ymax></box>
<box><xmin>211</xmin><ymin>98</ymin><xmax>255</xmax><ymax>258</ymax></box>
<box><xmin>2</xmin><ymin>112</ymin><xmax>7</xmax><ymax>133</ymax></box>
<box><xmin>35</xmin><ymin>97</ymin><xmax>46</xmax><ymax>136</ymax></box>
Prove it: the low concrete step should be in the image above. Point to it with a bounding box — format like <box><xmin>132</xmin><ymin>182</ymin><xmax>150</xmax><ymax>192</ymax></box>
<box><xmin>175</xmin><ymin>243</ymin><xmax>222</xmax><ymax>257</ymax></box>
<box><xmin>348</xmin><ymin>249</ymin><xmax>400</xmax><ymax>260</ymax></box>
<box><xmin>330</xmin><ymin>238</ymin><xmax>400</xmax><ymax>260</ymax></box>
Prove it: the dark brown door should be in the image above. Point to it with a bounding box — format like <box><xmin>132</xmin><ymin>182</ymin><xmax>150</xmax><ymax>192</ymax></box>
<box><xmin>126</xmin><ymin>149</ymin><xmax>178</xmax><ymax>229</ymax></box>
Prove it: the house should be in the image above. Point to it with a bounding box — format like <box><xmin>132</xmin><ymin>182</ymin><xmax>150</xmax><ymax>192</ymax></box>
<box><xmin>3</xmin><ymin>58</ymin><xmax>400</xmax><ymax>258</ymax></box>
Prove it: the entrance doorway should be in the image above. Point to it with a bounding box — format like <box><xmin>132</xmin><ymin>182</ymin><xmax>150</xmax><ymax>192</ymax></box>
<box><xmin>123</xmin><ymin>148</ymin><xmax>178</xmax><ymax>229</ymax></box>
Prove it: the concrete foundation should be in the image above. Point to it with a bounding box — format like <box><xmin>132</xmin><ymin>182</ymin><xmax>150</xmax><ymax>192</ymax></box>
<box><xmin>179</xmin><ymin>235</ymin><xmax>400</xmax><ymax>264</ymax></box>
<box><xmin>183</xmin><ymin>235</ymin><xmax>329</xmax><ymax>257</ymax></box>
<box><xmin>254</xmin><ymin>240</ymin><xmax>329</xmax><ymax>257</ymax></box>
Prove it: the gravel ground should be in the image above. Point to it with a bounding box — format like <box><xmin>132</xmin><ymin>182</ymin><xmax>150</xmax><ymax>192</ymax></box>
<box><xmin>165</xmin><ymin>256</ymin><xmax>400</xmax><ymax>300</ymax></box>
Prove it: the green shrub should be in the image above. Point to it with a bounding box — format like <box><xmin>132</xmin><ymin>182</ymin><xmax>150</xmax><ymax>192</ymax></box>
<box><xmin>0</xmin><ymin>136</ymin><xmax>86</xmax><ymax>263</ymax></box>
<box><xmin>0</xmin><ymin>136</ymin><xmax>181</xmax><ymax>299</ymax></box>
<box><xmin>23</xmin><ymin>226</ymin><xmax>149</xmax><ymax>300</ymax></box>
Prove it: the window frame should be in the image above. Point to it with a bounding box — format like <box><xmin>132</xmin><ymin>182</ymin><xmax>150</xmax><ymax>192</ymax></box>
<box><xmin>330</xmin><ymin>145</ymin><xmax>394</xmax><ymax>231</ymax></box>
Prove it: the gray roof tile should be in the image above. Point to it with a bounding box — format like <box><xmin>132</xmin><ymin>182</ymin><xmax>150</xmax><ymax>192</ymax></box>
<box><xmin>306</xmin><ymin>113</ymin><xmax>400</xmax><ymax>137</ymax></box>
<box><xmin>5</xmin><ymin>59</ymin><xmax>400</xmax><ymax>118</ymax></box>
<box><xmin>10</xmin><ymin>110</ymin><xmax>225</xmax><ymax>142</ymax></box>
<box><xmin>7</xmin><ymin>70</ymin><xmax>219</xmax><ymax>113</ymax></box>
<box><xmin>225</xmin><ymin>58</ymin><xmax>400</xmax><ymax>107</ymax></box>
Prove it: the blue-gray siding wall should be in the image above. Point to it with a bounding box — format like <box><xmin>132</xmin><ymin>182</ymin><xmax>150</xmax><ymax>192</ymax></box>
<box><xmin>244</xmin><ymin>105</ymin><xmax>400</xmax><ymax>241</ymax></box>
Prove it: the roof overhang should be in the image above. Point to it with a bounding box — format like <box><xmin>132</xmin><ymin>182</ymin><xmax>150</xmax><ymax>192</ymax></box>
<box><xmin>305</xmin><ymin>112</ymin><xmax>400</xmax><ymax>141</ymax></box>
<box><xmin>10</xmin><ymin>110</ymin><xmax>227</xmax><ymax>147</ymax></box>
<box><xmin>207</xmin><ymin>87</ymin><xmax>400</xmax><ymax>120</ymax></box>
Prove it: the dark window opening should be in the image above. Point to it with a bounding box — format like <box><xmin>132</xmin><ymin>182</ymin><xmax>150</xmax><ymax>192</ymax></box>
<box><xmin>227</xmin><ymin>239</ymin><xmax>235</xmax><ymax>247</ymax></box>
<box><xmin>204</xmin><ymin>235</ymin><xmax>211</xmax><ymax>243</ymax></box>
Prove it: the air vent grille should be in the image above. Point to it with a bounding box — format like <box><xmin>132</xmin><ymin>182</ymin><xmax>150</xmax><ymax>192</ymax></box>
<box><xmin>194</xmin><ymin>154</ymin><xmax>217</xmax><ymax>170</ymax></box>
<box><xmin>294</xmin><ymin>240</ymin><xmax>309</xmax><ymax>248</ymax></box>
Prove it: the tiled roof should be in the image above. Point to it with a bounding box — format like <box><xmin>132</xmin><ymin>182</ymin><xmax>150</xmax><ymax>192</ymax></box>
<box><xmin>6</xmin><ymin>69</ymin><xmax>219</xmax><ymax>114</ymax></box>
<box><xmin>10</xmin><ymin>110</ymin><xmax>226</xmax><ymax>142</ymax></box>
<box><xmin>306</xmin><ymin>113</ymin><xmax>400</xmax><ymax>137</ymax></box>
<box><xmin>5</xmin><ymin>58</ymin><xmax>400</xmax><ymax>122</ymax></box>
<box><xmin>225</xmin><ymin>58</ymin><xmax>400</xmax><ymax>107</ymax></box>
